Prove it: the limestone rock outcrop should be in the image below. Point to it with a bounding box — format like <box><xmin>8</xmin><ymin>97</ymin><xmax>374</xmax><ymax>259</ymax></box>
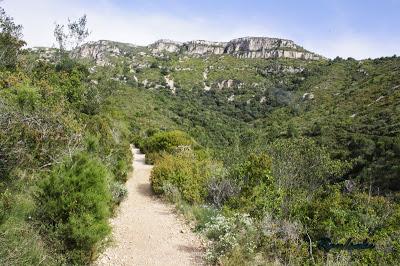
<box><xmin>148</xmin><ymin>39</ymin><xmax>182</xmax><ymax>53</ymax></box>
<box><xmin>183</xmin><ymin>40</ymin><xmax>226</xmax><ymax>55</ymax></box>
<box><xmin>149</xmin><ymin>37</ymin><xmax>324</xmax><ymax>60</ymax></box>
<box><xmin>72</xmin><ymin>40</ymin><xmax>138</xmax><ymax>65</ymax></box>
<box><xmin>69</xmin><ymin>37</ymin><xmax>324</xmax><ymax>63</ymax></box>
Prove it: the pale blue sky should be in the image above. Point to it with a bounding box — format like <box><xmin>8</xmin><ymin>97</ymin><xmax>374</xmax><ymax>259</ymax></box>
<box><xmin>4</xmin><ymin>0</ymin><xmax>400</xmax><ymax>59</ymax></box>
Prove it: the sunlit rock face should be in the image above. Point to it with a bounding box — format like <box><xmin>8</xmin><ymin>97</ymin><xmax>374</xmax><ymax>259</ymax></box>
<box><xmin>148</xmin><ymin>37</ymin><xmax>324</xmax><ymax>60</ymax></box>
<box><xmin>148</xmin><ymin>39</ymin><xmax>182</xmax><ymax>53</ymax></box>
<box><xmin>224</xmin><ymin>37</ymin><xmax>322</xmax><ymax>60</ymax></box>
<box><xmin>225</xmin><ymin>37</ymin><xmax>297</xmax><ymax>53</ymax></box>
<box><xmin>73</xmin><ymin>40</ymin><xmax>137</xmax><ymax>66</ymax></box>
<box><xmin>183</xmin><ymin>40</ymin><xmax>226</xmax><ymax>55</ymax></box>
<box><xmin>71</xmin><ymin>37</ymin><xmax>324</xmax><ymax>63</ymax></box>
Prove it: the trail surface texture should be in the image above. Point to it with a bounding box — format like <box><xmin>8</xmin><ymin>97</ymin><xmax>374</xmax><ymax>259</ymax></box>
<box><xmin>95</xmin><ymin>147</ymin><xmax>203</xmax><ymax>266</ymax></box>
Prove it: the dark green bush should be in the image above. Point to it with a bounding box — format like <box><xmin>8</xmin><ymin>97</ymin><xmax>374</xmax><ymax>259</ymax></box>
<box><xmin>35</xmin><ymin>152</ymin><xmax>111</xmax><ymax>264</ymax></box>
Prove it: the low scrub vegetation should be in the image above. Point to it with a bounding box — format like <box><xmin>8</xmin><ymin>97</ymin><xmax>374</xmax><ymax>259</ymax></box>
<box><xmin>146</xmin><ymin>132</ymin><xmax>400</xmax><ymax>265</ymax></box>
<box><xmin>0</xmin><ymin>8</ymin><xmax>133</xmax><ymax>264</ymax></box>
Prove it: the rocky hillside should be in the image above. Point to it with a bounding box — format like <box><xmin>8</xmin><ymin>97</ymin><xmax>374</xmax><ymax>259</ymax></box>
<box><xmin>66</xmin><ymin>38</ymin><xmax>400</xmax><ymax>194</ymax></box>
<box><xmin>73</xmin><ymin>36</ymin><xmax>323</xmax><ymax>64</ymax></box>
<box><xmin>150</xmin><ymin>37</ymin><xmax>323</xmax><ymax>60</ymax></box>
<box><xmin>45</xmin><ymin>36</ymin><xmax>324</xmax><ymax>94</ymax></box>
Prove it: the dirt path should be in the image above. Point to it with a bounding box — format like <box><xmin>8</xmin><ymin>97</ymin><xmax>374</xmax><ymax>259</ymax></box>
<box><xmin>95</xmin><ymin>147</ymin><xmax>203</xmax><ymax>266</ymax></box>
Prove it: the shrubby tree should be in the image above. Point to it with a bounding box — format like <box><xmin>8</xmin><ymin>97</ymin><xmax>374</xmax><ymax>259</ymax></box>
<box><xmin>0</xmin><ymin>4</ymin><xmax>25</xmax><ymax>69</ymax></box>
<box><xmin>54</xmin><ymin>15</ymin><xmax>89</xmax><ymax>52</ymax></box>
<box><xmin>36</xmin><ymin>153</ymin><xmax>111</xmax><ymax>264</ymax></box>
<box><xmin>268</xmin><ymin>138</ymin><xmax>350</xmax><ymax>192</ymax></box>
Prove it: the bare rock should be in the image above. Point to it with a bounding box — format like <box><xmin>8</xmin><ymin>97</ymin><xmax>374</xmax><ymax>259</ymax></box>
<box><xmin>302</xmin><ymin>92</ymin><xmax>315</xmax><ymax>100</ymax></box>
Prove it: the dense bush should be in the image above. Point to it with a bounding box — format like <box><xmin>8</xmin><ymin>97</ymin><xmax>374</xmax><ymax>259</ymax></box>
<box><xmin>0</xmin><ymin>189</ymin><xmax>62</xmax><ymax>265</ymax></box>
<box><xmin>141</xmin><ymin>130</ymin><xmax>195</xmax><ymax>154</ymax></box>
<box><xmin>151</xmin><ymin>149</ymin><xmax>212</xmax><ymax>203</ymax></box>
<box><xmin>222</xmin><ymin>153</ymin><xmax>282</xmax><ymax>218</ymax></box>
<box><xmin>0</xmin><ymin>60</ymin><xmax>134</xmax><ymax>264</ymax></box>
<box><xmin>203</xmin><ymin>213</ymin><xmax>258</xmax><ymax>263</ymax></box>
<box><xmin>111</xmin><ymin>143</ymin><xmax>133</xmax><ymax>182</ymax></box>
<box><xmin>35</xmin><ymin>153</ymin><xmax>111</xmax><ymax>264</ymax></box>
<box><xmin>0</xmin><ymin>9</ymin><xmax>137</xmax><ymax>263</ymax></box>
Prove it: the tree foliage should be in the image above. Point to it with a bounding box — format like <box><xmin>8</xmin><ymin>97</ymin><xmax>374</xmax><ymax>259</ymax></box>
<box><xmin>0</xmin><ymin>4</ymin><xmax>25</xmax><ymax>69</ymax></box>
<box><xmin>54</xmin><ymin>15</ymin><xmax>89</xmax><ymax>51</ymax></box>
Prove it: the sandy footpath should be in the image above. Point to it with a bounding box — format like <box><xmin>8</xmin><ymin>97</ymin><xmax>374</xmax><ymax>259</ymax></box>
<box><xmin>95</xmin><ymin>147</ymin><xmax>203</xmax><ymax>266</ymax></box>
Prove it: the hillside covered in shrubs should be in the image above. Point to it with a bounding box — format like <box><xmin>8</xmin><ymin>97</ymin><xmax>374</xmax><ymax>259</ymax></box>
<box><xmin>0</xmin><ymin>5</ymin><xmax>399</xmax><ymax>265</ymax></box>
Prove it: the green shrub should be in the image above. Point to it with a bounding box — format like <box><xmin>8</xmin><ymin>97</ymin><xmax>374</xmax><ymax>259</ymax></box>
<box><xmin>0</xmin><ymin>6</ymin><xmax>26</xmax><ymax>70</ymax></box>
<box><xmin>144</xmin><ymin>151</ymin><xmax>162</xmax><ymax>164</ymax></box>
<box><xmin>268</xmin><ymin>138</ymin><xmax>351</xmax><ymax>192</ymax></box>
<box><xmin>35</xmin><ymin>152</ymin><xmax>111</xmax><ymax>264</ymax></box>
<box><xmin>258</xmin><ymin>214</ymin><xmax>308</xmax><ymax>264</ymax></box>
<box><xmin>142</xmin><ymin>130</ymin><xmax>195</xmax><ymax>154</ymax></box>
<box><xmin>0</xmin><ymin>214</ymin><xmax>62</xmax><ymax>265</ymax></box>
<box><xmin>0</xmin><ymin>189</ymin><xmax>12</xmax><ymax>223</ymax></box>
<box><xmin>203</xmin><ymin>213</ymin><xmax>259</xmax><ymax>264</ymax></box>
<box><xmin>219</xmin><ymin>246</ymin><xmax>254</xmax><ymax>266</ymax></box>
<box><xmin>0</xmin><ymin>184</ymin><xmax>63</xmax><ymax>266</ymax></box>
<box><xmin>15</xmin><ymin>85</ymin><xmax>41</xmax><ymax>111</ymax></box>
<box><xmin>150</xmin><ymin>149</ymin><xmax>211</xmax><ymax>203</ymax></box>
<box><xmin>226</xmin><ymin>153</ymin><xmax>283</xmax><ymax>218</ymax></box>
<box><xmin>161</xmin><ymin>181</ymin><xmax>181</xmax><ymax>203</ymax></box>
<box><xmin>112</xmin><ymin>143</ymin><xmax>133</xmax><ymax>182</ymax></box>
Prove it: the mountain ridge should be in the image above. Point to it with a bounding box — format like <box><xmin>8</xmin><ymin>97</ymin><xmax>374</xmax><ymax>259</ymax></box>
<box><xmin>72</xmin><ymin>36</ymin><xmax>324</xmax><ymax>62</ymax></box>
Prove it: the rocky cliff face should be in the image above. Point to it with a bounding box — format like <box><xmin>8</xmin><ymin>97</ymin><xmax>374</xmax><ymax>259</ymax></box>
<box><xmin>225</xmin><ymin>37</ymin><xmax>297</xmax><ymax>53</ymax></box>
<box><xmin>224</xmin><ymin>37</ymin><xmax>320</xmax><ymax>60</ymax></box>
<box><xmin>148</xmin><ymin>39</ymin><xmax>182</xmax><ymax>53</ymax></box>
<box><xmin>70</xmin><ymin>37</ymin><xmax>323</xmax><ymax>63</ymax></box>
<box><xmin>149</xmin><ymin>37</ymin><xmax>324</xmax><ymax>60</ymax></box>
<box><xmin>72</xmin><ymin>40</ymin><xmax>139</xmax><ymax>65</ymax></box>
<box><xmin>183</xmin><ymin>40</ymin><xmax>226</xmax><ymax>55</ymax></box>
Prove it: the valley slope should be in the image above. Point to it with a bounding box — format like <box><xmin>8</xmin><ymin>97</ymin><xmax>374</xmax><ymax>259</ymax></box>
<box><xmin>55</xmin><ymin>37</ymin><xmax>400</xmax><ymax>191</ymax></box>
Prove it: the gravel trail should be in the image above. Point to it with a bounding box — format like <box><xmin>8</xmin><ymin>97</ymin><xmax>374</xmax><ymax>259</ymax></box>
<box><xmin>95</xmin><ymin>147</ymin><xmax>203</xmax><ymax>266</ymax></box>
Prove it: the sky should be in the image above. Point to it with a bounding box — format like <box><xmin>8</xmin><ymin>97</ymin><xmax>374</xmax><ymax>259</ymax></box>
<box><xmin>3</xmin><ymin>0</ymin><xmax>400</xmax><ymax>59</ymax></box>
